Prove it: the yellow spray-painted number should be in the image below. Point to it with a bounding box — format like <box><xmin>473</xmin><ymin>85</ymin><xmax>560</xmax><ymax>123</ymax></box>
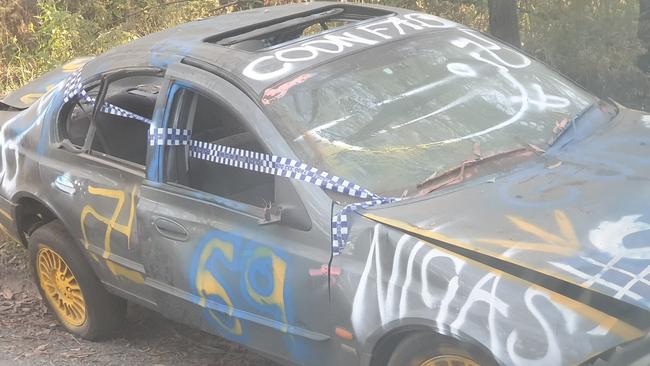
<box><xmin>245</xmin><ymin>247</ymin><xmax>289</xmax><ymax>332</ymax></box>
<box><xmin>195</xmin><ymin>239</ymin><xmax>243</xmax><ymax>335</ymax></box>
<box><xmin>80</xmin><ymin>186</ymin><xmax>144</xmax><ymax>284</ymax></box>
<box><xmin>193</xmin><ymin>234</ymin><xmax>291</xmax><ymax>337</ymax></box>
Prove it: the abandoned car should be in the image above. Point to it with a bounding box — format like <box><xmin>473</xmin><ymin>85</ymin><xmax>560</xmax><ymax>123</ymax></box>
<box><xmin>0</xmin><ymin>2</ymin><xmax>649</xmax><ymax>365</ymax></box>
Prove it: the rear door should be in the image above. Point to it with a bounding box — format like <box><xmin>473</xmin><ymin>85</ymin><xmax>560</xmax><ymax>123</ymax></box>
<box><xmin>138</xmin><ymin>63</ymin><xmax>332</xmax><ymax>365</ymax></box>
<box><xmin>42</xmin><ymin>68</ymin><xmax>163</xmax><ymax>306</ymax></box>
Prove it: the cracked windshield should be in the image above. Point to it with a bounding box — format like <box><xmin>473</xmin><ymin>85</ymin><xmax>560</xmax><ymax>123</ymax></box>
<box><xmin>264</xmin><ymin>29</ymin><xmax>595</xmax><ymax>195</ymax></box>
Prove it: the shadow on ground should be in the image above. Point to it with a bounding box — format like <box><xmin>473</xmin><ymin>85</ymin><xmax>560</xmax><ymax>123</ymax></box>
<box><xmin>0</xmin><ymin>235</ymin><xmax>278</xmax><ymax>366</ymax></box>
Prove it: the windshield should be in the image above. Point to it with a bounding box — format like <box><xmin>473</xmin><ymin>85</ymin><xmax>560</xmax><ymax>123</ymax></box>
<box><xmin>263</xmin><ymin>28</ymin><xmax>596</xmax><ymax>195</ymax></box>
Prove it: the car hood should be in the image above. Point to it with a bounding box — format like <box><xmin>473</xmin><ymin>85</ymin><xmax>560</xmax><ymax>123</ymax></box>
<box><xmin>361</xmin><ymin>106</ymin><xmax>650</xmax><ymax>314</ymax></box>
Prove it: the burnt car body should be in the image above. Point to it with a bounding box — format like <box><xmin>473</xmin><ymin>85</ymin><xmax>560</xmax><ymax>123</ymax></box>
<box><xmin>0</xmin><ymin>2</ymin><xmax>649</xmax><ymax>365</ymax></box>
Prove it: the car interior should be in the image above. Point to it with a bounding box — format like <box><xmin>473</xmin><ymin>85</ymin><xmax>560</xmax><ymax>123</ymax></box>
<box><xmin>62</xmin><ymin>75</ymin><xmax>161</xmax><ymax>166</ymax></box>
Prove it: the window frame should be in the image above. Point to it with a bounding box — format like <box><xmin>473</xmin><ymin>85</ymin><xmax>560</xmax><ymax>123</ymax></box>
<box><xmin>56</xmin><ymin>67</ymin><xmax>164</xmax><ymax>171</ymax></box>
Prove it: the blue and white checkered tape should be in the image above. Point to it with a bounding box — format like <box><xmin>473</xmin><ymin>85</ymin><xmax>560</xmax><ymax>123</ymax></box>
<box><xmin>149</xmin><ymin>127</ymin><xmax>399</xmax><ymax>255</ymax></box>
<box><xmin>62</xmin><ymin>70</ymin><xmax>152</xmax><ymax>124</ymax></box>
<box><xmin>63</xmin><ymin>69</ymin><xmax>398</xmax><ymax>254</ymax></box>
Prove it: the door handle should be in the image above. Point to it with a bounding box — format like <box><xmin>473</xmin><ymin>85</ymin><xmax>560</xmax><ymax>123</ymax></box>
<box><xmin>153</xmin><ymin>217</ymin><xmax>189</xmax><ymax>242</ymax></box>
<box><xmin>53</xmin><ymin>174</ymin><xmax>76</xmax><ymax>195</ymax></box>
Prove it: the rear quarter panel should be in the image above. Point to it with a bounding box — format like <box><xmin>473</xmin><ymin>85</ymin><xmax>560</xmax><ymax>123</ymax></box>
<box><xmin>0</xmin><ymin>86</ymin><xmax>62</xmax><ymax>242</ymax></box>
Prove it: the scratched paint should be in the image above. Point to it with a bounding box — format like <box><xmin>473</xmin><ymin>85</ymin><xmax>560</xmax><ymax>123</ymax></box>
<box><xmin>262</xmin><ymin>74</ymin><xmax>313</xmax><ymax>105</ymax></box>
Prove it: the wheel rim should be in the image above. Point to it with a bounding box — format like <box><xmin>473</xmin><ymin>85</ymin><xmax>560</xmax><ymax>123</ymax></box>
<box><xmin>420</xmin><ymin>355</ymin><xmax>480</xmax><ymax>366</ymax></box>
<box><xmin>37</xmin><ymin>247</ymin><xmax>87</xmax><ymax>327</ymax></box>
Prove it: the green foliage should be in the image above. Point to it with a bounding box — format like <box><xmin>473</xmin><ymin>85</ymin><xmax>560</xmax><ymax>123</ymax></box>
<box><xmin>0</xmin><ymin>0</ymin><xmax>239</xmax><ymax>94</ymax></box>
<box><xmin>521</xmin><ymin>0</ymin><xmax>649</xmax><ymax>109</ymax></box>
<box><xmin>1</xmin><ymin>0</ymin><xmax>648</xmax><ymax>110</ymax></box>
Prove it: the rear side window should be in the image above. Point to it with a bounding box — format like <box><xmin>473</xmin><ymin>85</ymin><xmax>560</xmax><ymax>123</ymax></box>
<box><xmin>59</xmin><ymin>85</ymin><xmax>98</xmax><ymax>147</ymax></box>
<box><xmin>58</xmin><ymin>73</ymin><xmax>162</xmax><ymax>166</ymax></box>
<box><xmin>91</xmin><ymin>75</ymin><xmax>160</xmax><ymax>165</ymax></box>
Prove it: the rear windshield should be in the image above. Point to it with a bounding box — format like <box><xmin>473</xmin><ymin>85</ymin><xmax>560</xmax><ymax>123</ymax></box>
<box><xmin>263</xmin><ymin>29</ymin><xmax>595</xmax><ymax>195</ymax></box>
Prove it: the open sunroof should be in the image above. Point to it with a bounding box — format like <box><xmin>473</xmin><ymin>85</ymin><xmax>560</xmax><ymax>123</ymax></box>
<box><xmin>205</xmin><ymin>5</ymin><xmax>394</xmax><ymax>52</ymax></box>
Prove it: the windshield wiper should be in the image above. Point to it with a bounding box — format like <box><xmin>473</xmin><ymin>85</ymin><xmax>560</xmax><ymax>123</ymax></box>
<box><xmin>416</xmin><ymin>146</ymin><xmax>539</xmax><ymax>195</ymax></box>
<box><xmin>547</xmin><ymin>102</ymin><xmax>598</xmax><ymax>147</ymax></box>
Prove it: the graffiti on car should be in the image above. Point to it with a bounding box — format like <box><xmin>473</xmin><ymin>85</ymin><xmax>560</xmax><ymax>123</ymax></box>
<box><xmin>350</xmin><ymin>223</ymin><xmax>644</xmax><ymax>366</ymax></box>
<box><xmin>291</xmin><ymin>28</ymin><xmax>580</xmax><ymax>155</ymax></box>
<box><xmin>243</xmin><ymin>13</ymin><xmax>456</xmax><ymax>81</ymax></box>
<box><xmin>189</xmin><ymin>230</ymin><xmax>308</xmax><ymax>361</ymax></box>
<box><xmin>478</xmin><ymin>210</ymin><xmax>579</xmax><ymax>255</ymax></box>
<box><xmin>80</xmin><ymin>185</ymin><xmax>144</xmax><ymax>284</ymax></box>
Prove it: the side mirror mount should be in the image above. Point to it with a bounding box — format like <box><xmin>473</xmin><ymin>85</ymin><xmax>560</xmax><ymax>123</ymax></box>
<box><xmin>259</xmin><ymin>202</ymin><xmax>281</xmax><ymax>226</ymax></box>
<box><xmin>279</xmin><ymin>205</ymin><xmax>312</xmax><ymax>231</ymax></box>
<box><xmin>268</xmin><ymin>177</ymin><xmax>313</xmax><ymax>231</ymax></box>
<box><xmin>258</xmin><ymin>203</ymin><xmax>311</xmax><ymax>231</ymax></box>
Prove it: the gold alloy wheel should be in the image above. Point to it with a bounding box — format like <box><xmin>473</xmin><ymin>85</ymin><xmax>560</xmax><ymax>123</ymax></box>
<box><xmin>36</xmin><ymin>247</ymin><xmax>87</xmax><ymax>327</ymax></box>
<box><xmin>420</xmin><ymin>355</ymin><xmax>480</xmax><ymax>366</ymax></box>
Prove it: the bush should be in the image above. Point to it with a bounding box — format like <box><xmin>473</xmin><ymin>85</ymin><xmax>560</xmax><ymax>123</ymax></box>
<box><xmin>520</xmin><ymin>0</ymin><xmax>649</xmax><ymax>110</ymax></box>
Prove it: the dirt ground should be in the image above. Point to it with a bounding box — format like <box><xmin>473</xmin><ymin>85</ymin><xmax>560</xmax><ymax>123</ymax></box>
<box><xmin>0</xmin><ymin>235</ymin><xmax>278</xmax><ymax>366</ymax></box>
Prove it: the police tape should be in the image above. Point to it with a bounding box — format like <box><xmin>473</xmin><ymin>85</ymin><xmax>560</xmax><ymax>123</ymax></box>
<box><xmin>62</xmin><ymin>70</ymin><xmax>153</xmax><ymax>124</ymax></box>
<box><xmin>149</xmin><ymin>127</ymin><xmax>399</xmax><ymax>255</ymax></box>
<box><xmin>63</xmin><ymin>69</ymin><xmax>398</xmax><ymax>255</ymax></box>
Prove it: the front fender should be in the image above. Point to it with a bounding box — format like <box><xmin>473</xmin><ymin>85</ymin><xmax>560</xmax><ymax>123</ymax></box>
<box><xmin>332</xmin><ymin>218</ymin><xmax>645</xmax><ymax>366</ymax></box>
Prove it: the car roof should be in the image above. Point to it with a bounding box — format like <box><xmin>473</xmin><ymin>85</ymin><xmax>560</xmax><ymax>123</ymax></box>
<box><xmin>82</xmin><ymin>1</ymin><xmax>461</xmax><ymax>96</ymax></box>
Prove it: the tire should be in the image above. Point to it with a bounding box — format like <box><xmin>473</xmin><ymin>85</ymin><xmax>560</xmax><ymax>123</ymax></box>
<box><xmin>29</xmin><ymin>220</ymin><xmax>126</xmax><ymax>340</ymax></box>
<box><xmin>387</xmin><ymin>332</ymin><xmax>493</xmax><ymax>366</ymax></box>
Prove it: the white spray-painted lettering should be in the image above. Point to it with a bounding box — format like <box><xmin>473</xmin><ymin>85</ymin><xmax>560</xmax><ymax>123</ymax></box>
<box><xmin>510</xmin><ymin>83</ymin><xmax>570</xmax><ymax>111</ymax></box>
<box><xmin>548</xmin><ymin>215</ymin><xmax>650</xmax><ymax>306</ymax></box>
<box><xmin>243</xmin><ymin>13</ymin><xmax>455</xmax><ymax>81</ymax></box>
<box><xmin>288</xmin><ymin>27</ymin><xmax>579</xmax><ymax>151</ymax></box>
<box><xmin>506</xmin><ymin>288</ymin><xmax>561</xmax><ymax>366</ymax></box>
<box><xmin>350</xmin><ymin>224</ymin><xmax>628</xmax><ymax>366</ymax></box>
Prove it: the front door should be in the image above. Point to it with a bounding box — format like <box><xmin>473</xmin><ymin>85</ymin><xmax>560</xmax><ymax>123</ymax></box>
<box><xmin>138</xmin><ymin>65</ymin><xmax>332</xmax><ymax>365</ymax></box>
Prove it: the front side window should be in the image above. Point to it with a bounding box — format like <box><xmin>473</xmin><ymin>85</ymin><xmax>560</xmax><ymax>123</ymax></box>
<box><xmin>164</xmin><ymin>86</ymin><xmax>275</xmax><ymax>208</ymax></box>
<box><xmin>263</xmin><ymin>29</ymin><xmax>598</xmax><ymax>195</ymax></box>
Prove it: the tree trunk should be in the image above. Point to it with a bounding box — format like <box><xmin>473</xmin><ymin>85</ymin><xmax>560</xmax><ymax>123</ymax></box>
<box><xmin>488</xmin><ymin>0</ymin><xmax>521</xmax><ymax>48</ymax></box>
<box><xmin>639</xmin><ymin>0</ymin><xmax>650</xmax><ymax>72</ymax></box>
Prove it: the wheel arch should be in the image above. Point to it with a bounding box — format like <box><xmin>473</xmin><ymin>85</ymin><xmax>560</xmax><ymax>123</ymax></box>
<box><xmin>366</xmin><ymin>319</ymin><xmax>498</xmax><ymax>366</ymax></box>
<box><xmin>12</xmin><ymin>191</ymin><xmax>69</xmax><ymax>247</ymax></box>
